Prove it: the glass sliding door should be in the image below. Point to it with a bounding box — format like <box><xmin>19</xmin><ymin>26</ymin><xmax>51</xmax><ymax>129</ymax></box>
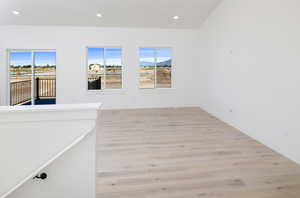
<box><xmin>9</xmin><ymin>51</ymin><xmax>33</xmax><ymax>105</ymax></box>
<box><xmin>9</xmin><ymin>50</ymin><xmax>56</xmax><ymax>106</ymax></box>
<box><xmin>34</xmin><ymin>51</ymin><xmax>56</xmax><ymax>105</ymax></box>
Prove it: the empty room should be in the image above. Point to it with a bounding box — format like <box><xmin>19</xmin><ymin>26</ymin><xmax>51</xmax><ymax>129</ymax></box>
<box><xmin>1</xmin><ymin>0</ymin><xmax>300</xmax><ymax>197</ymax></box>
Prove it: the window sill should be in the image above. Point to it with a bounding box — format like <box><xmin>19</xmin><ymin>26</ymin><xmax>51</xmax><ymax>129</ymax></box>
<box><xmin>86</xmin><ymin>89</ymin><xmax>126</xmax><ymax>95</ymax></box>
<box><xmin>139</xmin><ymin>88</ymin><xmax>176</xmax><ymax>94</ymax></box>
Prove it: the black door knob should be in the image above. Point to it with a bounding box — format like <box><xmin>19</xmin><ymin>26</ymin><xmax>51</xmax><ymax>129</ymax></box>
<box><xmin>34</xmin><ymin>173</ymin><xmax>48</xmax><ymax>180</ymax></box>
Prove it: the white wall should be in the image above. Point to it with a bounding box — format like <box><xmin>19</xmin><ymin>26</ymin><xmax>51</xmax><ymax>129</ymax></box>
<box><xmin>0</xmin><ymin>104</ymin><xmax>99</xmax><ymax>198</ymax></box>
<box><xmin>0</xmin><ymin>26</ymin><xmax>200</xmax><ymax>109</ymax></box>
<box><xmin>198</xmin><ymin>0</ymin><xmax>300</xmax><ymax>163</ymax></box>
<box><xmin>8</xmin><ymin>130</ymin><xmax>96</xmax><ymax>198</ymax></box>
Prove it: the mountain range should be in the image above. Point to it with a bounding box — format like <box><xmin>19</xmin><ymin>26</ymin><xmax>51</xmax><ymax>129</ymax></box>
<box><xmin>140</xmin><ymin>59</ymin><xmax>171</xmax><ymax>66</ymax></box>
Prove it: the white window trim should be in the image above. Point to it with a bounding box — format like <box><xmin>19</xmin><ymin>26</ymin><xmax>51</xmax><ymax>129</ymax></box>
<box><xmin>138</xmin><ymin>47</ymin><xmax>174</xmax><ymax>90</ymax></box>
<box><xmin>86</xmin><ymin>46</ymin><xmax>124</xmax><ymax>93</ymax></box>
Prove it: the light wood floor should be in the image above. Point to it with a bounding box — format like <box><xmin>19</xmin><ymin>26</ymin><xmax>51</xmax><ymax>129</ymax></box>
<box><xmin>97</xmin><ymin>107</ymin><xmax>300</xmax><ymax>198</ymax></box>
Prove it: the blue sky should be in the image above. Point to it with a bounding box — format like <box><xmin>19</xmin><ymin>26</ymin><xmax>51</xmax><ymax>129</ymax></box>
<box><xmin>10</xmin><ymin>51</ymin><xmax>56</xmax><ymax>66</ymax></box>
<box><xmin>140</xmin><ymin>48</ymin><xmax>172</xmax><ymax>63</ymax></box>
<box><xmin>88</xmin><ymin>48</ymin><xmax>172</xmax><ymax>66</ymax></box>
<box><xmin>88</xmin><ymin>48</ymin><xmax>122</xmax><ymax>66</ymax></box>
<box><xmin>10</xmin><ymin>48</ymin><xmax>171</xmax><ymax>67</ymax></box>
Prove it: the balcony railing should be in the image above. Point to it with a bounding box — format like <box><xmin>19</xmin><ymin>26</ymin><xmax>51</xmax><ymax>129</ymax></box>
<box><xmin>36</xmin><ymin>77</ymin><xmax>56</xmax><ymax>99</ymax></box>
<box><xmin>10</xmin><ymin>78</ymin><xmax>56</xmax><ymax>106</ymax></box>
<box><xmin>88</xmin><ymin>76</ymin><xmax>102</xmax><ymax>90</ymax></box>
<box><xmin>10</xmin><ymin>80</ymin><xmax>32</xmax><ymax>106</ymax></box>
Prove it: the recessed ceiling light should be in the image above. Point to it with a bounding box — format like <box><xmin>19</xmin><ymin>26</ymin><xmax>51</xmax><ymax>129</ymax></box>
<box><xmin>96</xmin><ymin>13</ymin><xmax>102</xmax><ymax>18</ymax></box>
<box><xmin>173</xmin><ymin>16</ymin><xmax>179</xmax><ymax>20</ymax></box>
<box><xmin>12</xmin><ymin>10</ymin><xmax>20</xmax><ymax>15</ymax></box>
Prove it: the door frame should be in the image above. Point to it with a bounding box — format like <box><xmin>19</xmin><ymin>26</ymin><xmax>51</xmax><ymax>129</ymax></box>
<box><xmin>7</xmin><ymin>49</ymin><xmax>57</xmax><ymax>106</ymax></box>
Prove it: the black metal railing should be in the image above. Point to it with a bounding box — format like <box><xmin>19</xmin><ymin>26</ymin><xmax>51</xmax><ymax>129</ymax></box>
<box><xmin>88</xmin><ymin>76</ymin><xmax>101</xmax><ymax>90</ymax></box>
<box><xmin>10</xmin><ymin>78</ymin><xmax>56</xmax><ymax>106</ymax></box>
<box><xmin>36</xmin><ymin>77</ymin><xmax>56</xmax><ymax>99</ymax></box>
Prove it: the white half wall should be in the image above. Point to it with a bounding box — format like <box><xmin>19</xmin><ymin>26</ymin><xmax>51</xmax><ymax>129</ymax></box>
<box><xmin>0</xmin><ymin>26</ymin><xmax>200</xmax><ymax>109</ymax></box>
<box><xmin>0</xmin><ymin>103</ymin><xmax>100</xmax><ymax>198</ymax></box>
<box><xmin>198</xmin><ymin>0</ymin><xmax>300</xmax><ymax>163</ymax></box>
<box><xmin>8</xmin><ymin>130</ymin><xmax>96</xmax><ymax>198</ymax></box>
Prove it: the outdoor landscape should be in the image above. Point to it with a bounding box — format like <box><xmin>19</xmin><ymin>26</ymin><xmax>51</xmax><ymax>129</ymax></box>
<box><xmin>9</xmin><ymin>48</ymin><xmax>171</xmax><ymax>105</ymax></box>
<box><xmin>88</xmin><ymin>62</ymin><xmax>171</xmax><ymax>90</ymax></box>
<box><xmin>88</xmin><ymin>48</ymin><xmax>123</xmax><ymax>90</ymax></box>
<box><xmin>87</xmin><ymin>48</ymin><xmax>172</xmax><ymax>90</ymax></box>
<box><xmin>10</xmin><ymin>65</ymin><xmax>56</xmax><ymax>82</ymax></box>
<box><xmin>9</xmin><ymin>51</ymin><xmax>56</xmax><ymax>105</ymax></box>
<box><xmin>139</xmin><ymin>64</ymin><xmax>172</xmax><ymax>88</ymax></box>
<box><xmin>88</xmin><ymin>65</ymin><xmax>122</xmax><ymax>89</ymax></box>
<box><xmin>10</xmin><ymin>65</ymin><xmax>56</xmax><ymax>105</ymax></box>
<box><xmin>139</xmin><ymin>48</ymin><xmax>172</xmax><ymax>88</ymax></box>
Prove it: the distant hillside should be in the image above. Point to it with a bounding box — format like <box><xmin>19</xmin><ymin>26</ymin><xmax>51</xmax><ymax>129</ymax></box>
<box><xmin>157</xmin><ymin>59</ymin><xmax>172</xmax><ymax>66</ymax></box>
<box><xmin>140</xmin><ymin>59</ymin><xmax>171</xmax><ymax>66</ymax></box>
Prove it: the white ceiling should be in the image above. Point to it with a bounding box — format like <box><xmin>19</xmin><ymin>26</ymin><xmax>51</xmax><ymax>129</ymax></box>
<box><xmin>0</xmin><ymin>0</ymin><xmax>221</xmax><ymax>29</ymax></box>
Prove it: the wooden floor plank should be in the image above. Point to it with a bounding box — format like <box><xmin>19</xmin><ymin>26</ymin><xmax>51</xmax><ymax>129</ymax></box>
<box><xmin>97</xmin><ymin>107</ymin><xmax>300</xmax><ymax>198</ymax></box>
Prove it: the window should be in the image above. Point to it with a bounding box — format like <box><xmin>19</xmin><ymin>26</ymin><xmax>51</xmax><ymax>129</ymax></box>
<box><xmin>87</xmin><ymin>47</ymin><xmax>122</xmax><ymax>90</ymax></box>
<box><xmin>9</xmin><ymin>50</ymin><xmax>56</xmax><ymax>106</ymax></box>
<box><xmin>139</xmin><ymin>48</ymin><xmax>172</xmax><ymax>89</ymax></box>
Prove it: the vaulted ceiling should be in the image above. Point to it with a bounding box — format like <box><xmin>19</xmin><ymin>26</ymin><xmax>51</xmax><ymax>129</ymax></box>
<box><xmin>0</xmin><ymin>0</ymin><xmax>221</xmax><ymax>29</ymax></box>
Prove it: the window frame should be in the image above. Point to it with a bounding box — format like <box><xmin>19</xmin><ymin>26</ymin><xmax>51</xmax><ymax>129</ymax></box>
<box><xmin>86</xmin><ymin>46</ymin><xmax>124</xmax><ymax>92</ymax></box>
<box><xmin>6</xmin><ymin>49</ymin><xmax>57</xmax><ymax>106</ymax></box>
<box><xmin>138</xmin><ymin>47</ymin><xmax>173</xmax><ymax>90</ymax></box>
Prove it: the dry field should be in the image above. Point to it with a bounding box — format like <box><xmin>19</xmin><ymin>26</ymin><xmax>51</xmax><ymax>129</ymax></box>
<box><xmin>140</xmin><ymin>66</ymin><xmax>171</xmax><ymax>88</ymax></box>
